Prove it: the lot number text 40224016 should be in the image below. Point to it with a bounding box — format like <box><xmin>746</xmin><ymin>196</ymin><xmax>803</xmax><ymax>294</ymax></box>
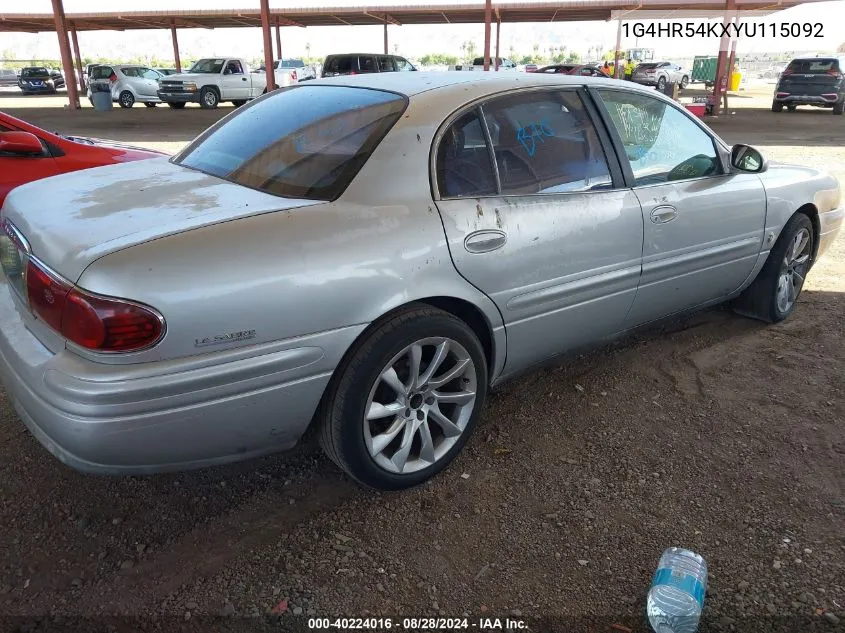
<box><xmin>623</xmin><ymin>22</ymin><xmax>823</xmax><ymax>38</ymax></box>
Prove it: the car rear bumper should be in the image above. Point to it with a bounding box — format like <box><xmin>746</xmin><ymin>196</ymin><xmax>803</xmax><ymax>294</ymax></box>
<box><xmin>156</xmin><ymin>91</ymin><xmax>201</xmax><ymax>104</ymax></box>
<box><xmin>818</xmin><ymin>205</ymin><xmax>844</xmax><ymax>260</ymax></box>
<box><xmin>631</xmin><ymin>77</ymin><xmax>658</xmax><ymax>86</ymax></box>
<box><xmin>774</xmin><ymin>93</ymin><xmax>842</xmax><ymax>106</ymax></box>
<box><xmin>0</xmin><ymin>281</ymin><xmax>361</xmax><ymax>475</ymax></box>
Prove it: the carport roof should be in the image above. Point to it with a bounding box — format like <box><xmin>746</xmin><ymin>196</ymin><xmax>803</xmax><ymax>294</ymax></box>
<box><xmin>0</xmin><ymin>0</ymin><xmax>828</xmax><ymax>32</ymax></box>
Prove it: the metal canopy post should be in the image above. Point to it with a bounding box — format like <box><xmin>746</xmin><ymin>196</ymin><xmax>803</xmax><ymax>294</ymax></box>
<box><xmin>384</xmin><ymin>15</ymin><xmax>388</xmax><ymax>54</ymax></box>
<box><xmin>711</xmin><ymin>0</ymin><xmax>735</xmax><ymax>116</ymax></box>
<box><xmin>50</xmin><ymin>0</ymin><xmax>80</xmax><ymax>109</ymax></box>
<box><xmin>483</xmin><ymin>0</ymin><xmax>492</xmax><ymax>71</ymax></box>
<box><xmin>614</xmin><ymin>17</ymin><xmax>623</xmax><ymax>78</ymax></box>
<box><xmin>260</xmin><ymin>0</ymin><xmax>276</xmax><ymax>90</ymax></box>
<box><xmin>171</xmin><ymin>20</ymin><xmax>181</xmax><ymax>72</ymax></box>
<box><xmin>276</xmin><ymin>19</ymin><xmax>282</xmax><ymax>60</ymax></box>
<box><xmin>494</xmin><ymin>17</ymin><xmax>500</xmax><ymax>70</ymax></box>
<box><xmin>70</xmin><ymin>28</ymin><xmax>85</xmax><ymax>92</ymax></box>
<box><xmin>727</xmin><ymin>16</ymin><xmax>740</xmax><ymax>80</ymax></box>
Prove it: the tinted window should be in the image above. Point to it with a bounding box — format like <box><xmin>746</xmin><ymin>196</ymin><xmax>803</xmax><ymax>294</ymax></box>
<box><xmin>784</xmin><ymin>58</ymin><xmax>839</xmax><ymax>74</ymax></box>
<box><xmin>436</xmin><ymin>110</ymin><xmax>497</xmax><ymax>198</ymax></box>
<box><xmin>324</xmin><ymin>56</ymin><xmax>353</xmax><ymax>75</ymax></box>
<box><xmin>359</xmin><ymin>56</ymin><xmax>377</xmax><ymax>73</ymax></box>
<box><xmin>176</xmin><ymin>86</ymin><xmax>406</xmax><ymax>201</ymax></box>
<box><xmin>140</xmin><ymin>69</ymin><xmax>161</xmax><ymax>80</ymax></box>
<box><xmin>395</xmin><ymin>57</ymin><xmax>415</xmax><ymax>71</ymax></box>
<box><xmin>280</xmin><ymin>59</ymin><xmax>305</xmax><ymax>68</ymax></box>
<box><xmin>121</xmin><ymin>67</ymin><xmax>139</xmax><ymax>77</ymax></box>
<box><xmin>377</xmin><ymin>56</ymin><xmax>395</xmax><ymax>72</ymax></box>
<box><xmin>91</xmin><ymin>66</ymin><xmax>113</xmax><ymax>80</ymax></box>
<box><xmin>598</xmin><ymin>90</ymin><xmax>720</xmax><ymax>186</ymax></box>
<box><xmin>190</xmin><ymin>59</ymin><xmax>226</xmax><ymax>74</ymax></box>
<box><xmin>483</xmin><ymin>90</ymin><xmax>613</xmax><ymax>195</ymax></box>
<box><xmin>225</xmin><ymin>60</ymin><xmax>244</xmax><ymax>74</ymax></box>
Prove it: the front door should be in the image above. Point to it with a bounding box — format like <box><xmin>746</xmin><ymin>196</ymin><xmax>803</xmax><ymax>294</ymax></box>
<box><xmin>593</xmin><ymin>88</ymin><xmax>767</xmax><ymax>327</ymax></box>
<box><xmin>434</xmin><ymin>88</ymin><xmax>644</xmax><ymax>374</ymax></box>
<box><xmin>220</xmin><ymin>60</ymin><xmax>249</xmax><ymax>99</ymax></box>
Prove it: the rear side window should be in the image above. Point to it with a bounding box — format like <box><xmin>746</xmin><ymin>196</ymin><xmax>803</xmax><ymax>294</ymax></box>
<box><xmin>378</xmin><ymin>56</ymin><xmax>395</xmax><ymax>72</ymax></box>
<box><xmin>175</xmin><ymin>85</ymin><xmax>407</xmax><ymax>201</ymax></box>
<box><xmin>784</xmin><ymin>59</ymin><xmax>839</xmax><ymax>74</ymax></box>
<box><xmin>359</xmin><ymin>56</ymin><xmax>377</xmax><ymax>73</ymax></box>
<box><xmin>483</xmin><ymin>90</ymin><xmax>613</xmax><ymax>194</ymax></box>
<box><xmin>121</xmin><ymin>68</ymin><xmax>139</xmax><ymax>77</ymax></box>
<box><xmin>324</xmin><ymin>56</ymin><xmax>353</xmax><ymax>75</ymax></box>
<box><xmin>436</xmin><ymin>110</ymin><xmax>497</xmax><ymax>198</ymax></box>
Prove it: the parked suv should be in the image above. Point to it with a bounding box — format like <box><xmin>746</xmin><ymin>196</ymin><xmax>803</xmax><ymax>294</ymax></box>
<box><xmin>773</xmin><ymin>56</ymin><xmax>845</xmax><ymax>114</ymax></box>
<box><xmin>87</xmin><ymin>65</ymin><xmax>165</xmax><ymax>108</ymax></box>
<box><xmin>321</xmin><ymin>53</ymin><xmax>416</xmax><ymax>77</ymax></box>
<box><xmin>631</xmin><ymin>61</ymin><xmax>689</xmax><ymax>90</ymax></box>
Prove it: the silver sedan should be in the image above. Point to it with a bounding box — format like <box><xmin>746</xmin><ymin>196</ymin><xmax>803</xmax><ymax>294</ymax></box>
<box><xmin>0</xmin><ymin>73</ymin><xmax>842</xmax><ymax>490</ymax></box>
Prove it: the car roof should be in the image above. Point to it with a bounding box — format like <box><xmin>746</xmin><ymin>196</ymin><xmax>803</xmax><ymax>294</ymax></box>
<box><xmin>305</xmin><ymin>70</ymin><xmax>656</xmax><ymax>98</ymax></box>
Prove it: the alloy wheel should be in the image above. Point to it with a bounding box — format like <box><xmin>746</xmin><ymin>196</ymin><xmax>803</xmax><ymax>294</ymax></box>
<box><xmin>363</xmin><ymin>337</ymin><xmax>477</xmax><ymax>475</ymax></box>
<box><xmin>776</xmin><ymin>228</ymin><xmax>811</xmax><ymax>313</ymax></box>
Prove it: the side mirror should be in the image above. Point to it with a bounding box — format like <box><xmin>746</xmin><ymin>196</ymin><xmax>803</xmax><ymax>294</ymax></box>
<box><xmin>0</xmin><ymin>131</ymin><xmax>43</xmax><ymax>156</ymax></box>
<box><xmin>731</xmin><ymin>144</ymin><xmax>767</xmax><ymax>173</ymax></box>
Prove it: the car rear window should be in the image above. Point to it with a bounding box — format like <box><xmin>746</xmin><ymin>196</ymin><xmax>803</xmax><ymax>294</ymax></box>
<box><xmin>91</xmin><ymin>66</ymin><xmax>114</xmax><ymax>80</ymax></box>
<box><xmin>174</xmin><ymin>85</ymin><xmax>407</xmax><ymax>201</ymax></box>
<box><xmin>784</xmin><ymin>59</ymin><xmax>840</xmax><ymax>74</ymax></box>
<box><xmin>636</xmin><ymin>63</ymin><xmax>659</xmax><ymax>70</ymax></box>
<box><xmin>280</xmin><ymin>59</ymin><xmax>305</xmax><ymax>68</ymax></box>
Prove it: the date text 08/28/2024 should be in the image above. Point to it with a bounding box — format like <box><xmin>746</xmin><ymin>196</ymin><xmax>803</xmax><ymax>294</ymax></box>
<box><xmin>307</xmin><ymin>617</ymin><xmax>528</xmax><ymax>630</ymax></box>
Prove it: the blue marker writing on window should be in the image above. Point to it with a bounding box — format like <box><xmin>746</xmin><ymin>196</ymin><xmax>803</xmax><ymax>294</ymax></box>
<box><xmin>516</xmin><ymin>120</ymin><xmax>555</xmax><ymax>157</ymax></box>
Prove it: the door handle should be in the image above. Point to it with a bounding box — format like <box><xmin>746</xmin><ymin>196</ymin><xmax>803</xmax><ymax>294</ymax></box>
<box><xmin>650</xmin><ymin>205</ymin><xmax>678</xmax><ymax>224</ymax></box>
<box><xmin>464</xmin><ymin>229</ymin><xmax>507</xmax><ymax>254</ymax></box>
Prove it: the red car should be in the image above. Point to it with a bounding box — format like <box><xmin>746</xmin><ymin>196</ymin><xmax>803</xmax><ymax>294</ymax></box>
<box><xmin>0</xmin><ymin>111</ymin><xmax>164</xmax><ymax>206</ymax></box>
<box><xmin>534</xmin><ymin>64</ymin><xmax>611</xmax><ymax>78</ymax></box>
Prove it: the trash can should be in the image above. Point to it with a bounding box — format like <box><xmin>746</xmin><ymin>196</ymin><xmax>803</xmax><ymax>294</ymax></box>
<box><xmin>90</xmin><ymin>83</ymin><xmax>112</xmax><ymax>111</ymax></box>
<box><xmin>729</xmin><ymin>70</ymin><xmax>742</xmax><ymax>91</ymax></box>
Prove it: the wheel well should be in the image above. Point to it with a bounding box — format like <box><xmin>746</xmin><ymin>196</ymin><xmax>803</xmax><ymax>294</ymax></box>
<box><xmin>416</xmin><ymin>296</ymin><xmax>495</xmax><ymax>372</ymax></box>
<box><xmin>201</xmin><ymin>85</ymin><xmax>220</xmax><ymax>96</ymax></box>
<box><xmin>794</xmin><ymin>203</ymin><xmax>821</xmax><ymax>264</ymax></box>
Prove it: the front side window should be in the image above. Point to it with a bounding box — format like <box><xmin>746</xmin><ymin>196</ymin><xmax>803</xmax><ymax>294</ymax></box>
<box><xmin>175</xmin><ymin>85</ymin><xmax>406</xmax><ymax>201</ymax></box>
<box><xmin>377</xmin><ymin>56</ymin><xmax>395</xmax><ymax>72</ymax></box>
<box><xmin>436</xmin><ymin>110</ymin><xmax>497</xmax><ymax>198</ymax></box>
<box><xmin>483</xmin><ymin>90</ymin><xmax>613</xmax><ymax>195</ymax></box>
<box><xmin>225</xmin><ymin>61</ymin><xmax>244</xmax><ymax>75</ymax></box>
<box><xmin>597</xmin><ymin>90</ymin><xmax>720</xmax><ymax>186</ymax></box>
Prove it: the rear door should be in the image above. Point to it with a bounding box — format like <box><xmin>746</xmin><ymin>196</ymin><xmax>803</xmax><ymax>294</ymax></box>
<box><xmin>592</xmin><ymin>87</ymin><xmax>766</xmax><ymax>327</ymax></box>
<box><xmin>433</xmin><ymin>88</ymin><xmax>644</xmax><ymax>374</ymax></box>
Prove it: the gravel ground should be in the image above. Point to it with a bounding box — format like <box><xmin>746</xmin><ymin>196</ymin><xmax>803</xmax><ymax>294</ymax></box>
<box><xmin>0</xmin><ymin>87</ymin><xmax>843</xmax><ymax>633</ymax></box>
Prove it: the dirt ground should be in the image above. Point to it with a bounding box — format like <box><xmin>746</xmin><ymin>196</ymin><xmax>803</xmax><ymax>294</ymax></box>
<box><xmin>0</xmin><ymin>84</ymin><xmax>843</xmax><ymax>633</ymax></box>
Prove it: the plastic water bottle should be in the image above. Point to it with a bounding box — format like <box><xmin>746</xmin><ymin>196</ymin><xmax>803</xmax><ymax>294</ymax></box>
<box><xmin>646</xmin><ymin>548</ymin><xmax>708</xmax><ymax>633</ymax></box>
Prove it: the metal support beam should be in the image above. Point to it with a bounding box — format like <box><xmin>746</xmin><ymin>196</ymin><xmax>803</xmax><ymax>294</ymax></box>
<box><xmin>711</xmin><ymin>0</ymin><xmax>735</xmax><ymax>116</ymax></box>
<box><xmin>50</xmin><ymin>0</ymin><xmax>79</xmax><ymax>110</ymax></box>
<box><xmin>494</xmin><ymin>18</ymin><xmax>500</xmax><ymax>71</ymax></box>
<box><xmin>259</xmin><ymin>0</ymin><xmax>276</xmax><ymax>90</ymax></box>
<box><xmin>383</xmin><ymin>15</ymin><xmax>388</xmax><ymax>54</ymax></box>
<box><xmin>614</xmin><ymin>18</ymin><xmax>623</xmax><ymax>78</ymax></box>
<box><xmin>70</xmin><ymin>28</ymin><xmax>85</xmax><ymax>92</ymax></box>
<box><xmin>727</xmin><ymin>17</ymin><xmax>740</xmax><ymax>81</ymax></box>
<box><xmin>171</xmin><ymin>21</ymin><xmax>181</xmax><ymax>72</ymax></box>
<box><xmin>276</xmin><ymin>20</ymin><xmax>282</xmax><ymax>60</ymax></box>
<box><xmin>483</xmin><ymin>0</ymin><xmax>492</xmax><ymax>71</ymax></box>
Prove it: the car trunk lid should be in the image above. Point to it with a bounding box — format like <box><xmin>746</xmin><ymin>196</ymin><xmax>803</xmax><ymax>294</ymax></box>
<box><xmin>1</xmin><ymin>157</ymin><xmax>322</xmax><ymax>283</ymax></box>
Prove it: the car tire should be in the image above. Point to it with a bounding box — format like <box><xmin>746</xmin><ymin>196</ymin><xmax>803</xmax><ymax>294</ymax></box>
<box><xmin>118</xmin><ymin>91</ymin><xmax>135</xmax><ymax>108</ymax></box>
<box><xmin>772</xmin><ymin>100</ymin><xmax>783</xmax><ymax>112</ymax></box>
<box><xmin>833</xmin><ymin>99</ymin><xmax>844</xmax><ymax>115</ymax></box>
<box><xmin>232</xmin><ymin>100</ymin><xmax>246</xmax><ymax>107</ymax></box>
<box><xmin>199</xmin><ymin>87</ymin><xmax>219</xmax><ymax>109</ymax></box>
<box><xmin>143</xmin><ymin>102</ymin><xmax>157</xmax><ymax>108</ymax></box>
<box><xmin>318</xmin><ymin>304</ymin><xmax>488</xmax><ymax>490</ymax></box>
<box><xmin>167</xmin><ymin>102</ymin><xmax>186</xmax><ymax>109</ymax></box>
<box><xmin>732</xmin><ymin>213</ymin><xmax>814</xmax><ymax>324</ymax></box>
<box><xmin>657</xmin><ymin>76</ymin><xmax>666</xmax><ymax>91</ymax></box>
<box><xmin>680</xmin><ymin>75</ymin><xmax>689</xmax><ymax>89</ymax></box>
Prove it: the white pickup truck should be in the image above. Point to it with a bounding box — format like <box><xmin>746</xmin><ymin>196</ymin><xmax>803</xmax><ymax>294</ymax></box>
<box><xmin>451</xmin><ymin>57</ymin><xmax>519</xmax><ymax>71</ymax></box>
<box><xmin>157</xmin><ymin>57</ymin><xmax>270</xmax><ymax>109</ymax></box>
<box><xmin>254</xmin><ymin>58</ymin><xmax>318</xmax><ymax>85</ymax></box>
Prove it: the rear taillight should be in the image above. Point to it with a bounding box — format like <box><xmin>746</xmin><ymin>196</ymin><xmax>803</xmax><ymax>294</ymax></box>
<box><xmin>25</xmin><ymin>259</ymin><xmax>163</xmax><ymax>352</ymax></box>
<box><xmin>780</xmin><ymin>69</ymin><xmax>793</xmax><ymax>76</ymax></box>
<box><xmin>109</xmin><ymin>73</ymin><xmax>117</xmax><ymax>82</ymax></box>
<box><xmin>291</xmin><ymin>70</ymin><xmax>297</xmax><ymax>81</ymax></box>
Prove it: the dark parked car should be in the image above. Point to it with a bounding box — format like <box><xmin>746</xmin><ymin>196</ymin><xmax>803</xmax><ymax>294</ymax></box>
<box><xmin>321</xmin><ymin>53</ymin><xmax>416</xmax><ymax>77</ymax></box>
<box><xmin>18</xmin><ymin>67</ymin><xmax>64</xmax><ymax>95</ymax></box>
<box><xmin>773</xmin><ymin>56</ymin><xmax>845</xmax><ymax>114</ymax></box>
<box><xmin>535</xmin><ymin>64</ymin><xmax>611</xmax><ymax>77</ymax></box>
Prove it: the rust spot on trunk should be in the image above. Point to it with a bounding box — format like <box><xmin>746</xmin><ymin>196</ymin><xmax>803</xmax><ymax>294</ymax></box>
<box><xmin>476</xmin><ymin>204</ymin><xmax>484</xmax><ymax>217</ymax></box>
<box><xmin>495</xmin><ymin>208</ymin><xmax>503</xmax><ymax>229</ymax></box>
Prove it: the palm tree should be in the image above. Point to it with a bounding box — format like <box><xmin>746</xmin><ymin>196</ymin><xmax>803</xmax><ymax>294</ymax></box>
<box><xmin>305</xmin><ymin>42</ymin><xmax>311</xmax><ymax>60</ymax></box>
<box><xmin>467</xmin><ymin>40</ymin><xmax>477</xmax><ymax>60</ymax></box>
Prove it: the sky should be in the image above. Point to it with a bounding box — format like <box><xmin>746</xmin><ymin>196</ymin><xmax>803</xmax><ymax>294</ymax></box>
<box><xmin>2</xmin><ymin>0</ymin><xmax>844</xmax><ymax>63</ymax></box>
